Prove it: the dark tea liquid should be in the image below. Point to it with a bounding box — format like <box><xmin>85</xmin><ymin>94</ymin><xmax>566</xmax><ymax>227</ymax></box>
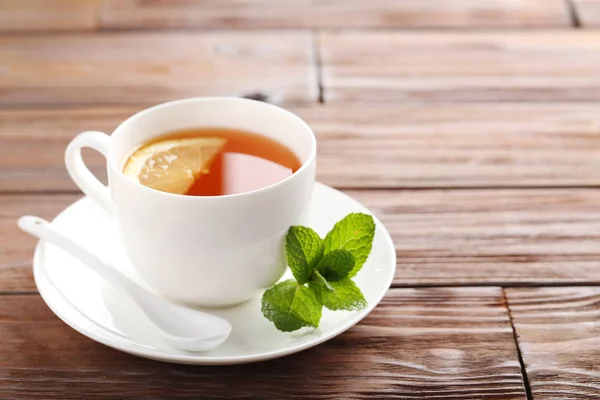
<box><xmin>145</xmin><ymin>128</ymin><xmax>301</xmax><ymax>196</ymax></box>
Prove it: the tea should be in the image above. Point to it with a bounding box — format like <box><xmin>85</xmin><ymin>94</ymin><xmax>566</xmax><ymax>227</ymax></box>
<box><xmin>123</xmin><ymin>128</ymin><xmax>302</xmax><ymax>196</ymax></box>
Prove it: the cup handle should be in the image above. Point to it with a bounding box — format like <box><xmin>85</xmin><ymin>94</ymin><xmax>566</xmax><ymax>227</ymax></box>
<box><xmin>65</xmin><ymin>131</ymin><xmax>115</xmax><ymax>215</ymax></box>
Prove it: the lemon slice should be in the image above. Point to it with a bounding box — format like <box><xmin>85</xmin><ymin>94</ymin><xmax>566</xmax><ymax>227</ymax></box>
<box><xmin>123</xmin><ymin>137</ymin><xmax>226</xmax><ymax>195</ymax></box>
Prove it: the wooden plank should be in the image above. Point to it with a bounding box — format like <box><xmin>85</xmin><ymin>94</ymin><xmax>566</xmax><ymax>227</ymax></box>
<box><xmin>3</xmin><ymin>104</ymin><xmax>600</xmax><ymax>192</ymax></box>
<box><xmin>506</xmin><ymin>287</ymin><xmax>600</xmax><ymax>398</ymax></box>
<box><xmin>320</xmin><ymin>31</ymin><xmax>600</xmax><ymax>103</ymax></box>
<box><xmin>0</xmin><ymin>194</ymin><xmax>76</xmax><ymax>292</ymax></box>
<box><xmin>0</xmin><ymin>289</ymin><xmax>526</xmax><ymax>399</ymax></box>
<box><xmin>5</xmin><ymin>189</ymin><xmax>600</xmax><ymax>292</ymax></box>
<box><xmin>297</xmin><ymin>104</ymin><xmax>600</xmax><ymax>188</ymax></box>
<box><xmin>572</xmin><ymin>0</ymin><xmax>600</xmax><ymax>26</ymax></box>
<box><xmin>0</xmin><ymin>32</ymin><xmax>317</xmax><ymax>107</ymax></box>
<box><xmin>0</xmin><ymin>0</ymin><xmax>101</xmax><ymax>32</ymax></box>
<box><xmin>347</xmin><ymin>188</ymin><xmax>600</xmax><ymax>286</ymax></box>
<box><xmin>100</xmin><ymin>0</ymin><xmax>569</xmax><ymax>29</ymax></box>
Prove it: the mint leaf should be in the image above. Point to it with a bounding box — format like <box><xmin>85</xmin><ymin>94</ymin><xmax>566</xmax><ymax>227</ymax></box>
<box><xmin>286</xmin><ymin>226</ymin><xmax>323</xmax><ymax>284</ymax></box>
<box><xmin>261</xmin><ymin>280</ymin><xmax>322</xmax><ymax>332</ymax></box>
<box><xmin>310</xmin><ymin>278</ymin><xmax>367</xmax><ymax>311</ymax></box>
<box><xmin>324</xmin><ymin>213</ymin><xmax>375</xmax><ymax>277</ymax></box>
<box><xmin>312</xmin><ymin>270</ymin><xmax>333</xmax><ymax>291</ymax></box>
<box><xmin>316</xmin><ymin>249</ymin><xmax>355</xmax><ymax>281</ymax></box>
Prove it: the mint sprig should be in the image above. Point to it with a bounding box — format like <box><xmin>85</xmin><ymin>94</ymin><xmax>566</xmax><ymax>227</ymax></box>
<box><xmin>261</xmin><ymin>213</ymin><xmax>375</xmax><ymax>332</ymax></box>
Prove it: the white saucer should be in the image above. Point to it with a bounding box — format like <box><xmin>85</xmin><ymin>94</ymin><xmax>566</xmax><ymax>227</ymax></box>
<box><xmin>33</xmin><ymin>183</ymin><xmax>396</xmax><ymax>365</ymax></box>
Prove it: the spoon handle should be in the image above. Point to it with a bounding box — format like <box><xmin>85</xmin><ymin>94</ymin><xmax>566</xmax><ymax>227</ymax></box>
<box><xmin>18</xmin><ymin>215</ymin><xmax>142</xmax><ymax>297</ymax></box>
<box><xmin>18</xmin><ymin>215</ymin><xmax>232</xmax><ymax>352</ymax></box>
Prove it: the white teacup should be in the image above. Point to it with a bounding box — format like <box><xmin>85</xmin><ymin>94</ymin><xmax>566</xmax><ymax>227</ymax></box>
<box><xmin>65</xmin><ymin>97</ymin><xmax>316</xmax><ymax>307</ymax></box>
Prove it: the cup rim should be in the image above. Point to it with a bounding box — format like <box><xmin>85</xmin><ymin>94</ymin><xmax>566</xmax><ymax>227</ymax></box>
<box><xmin>107</xmin><ymin>97</ymin><xmax>317</xmax><ymax>201</ymax></box>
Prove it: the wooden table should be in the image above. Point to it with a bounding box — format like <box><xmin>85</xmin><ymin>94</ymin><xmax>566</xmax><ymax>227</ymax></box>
<box><xmin>2</xmin><ymin>1</ymin><xmax>600</xmax><ymax>398</ymax></box>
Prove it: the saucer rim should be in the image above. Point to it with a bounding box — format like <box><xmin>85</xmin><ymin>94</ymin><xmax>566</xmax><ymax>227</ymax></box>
<box><xmin>33</xmin><ymin>182</ymin><xmax>397</xmax><ymax>365</ymax></box>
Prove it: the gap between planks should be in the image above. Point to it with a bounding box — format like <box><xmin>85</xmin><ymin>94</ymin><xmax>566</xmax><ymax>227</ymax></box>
<box><xmin>566</xmin><ymin>0</ymin><xmax>584</xmax><ymax>27</ymax></box>
<box><xmin>503</xmin><ymin>288</ymin><xmax>534</xmax><ymax>400</ymax></box>
<box><xmin>10</xmin><ymin>284</ymin><xmax>600</xmax><ymax>295</ymax></box>
<box><xmin>5</xmin><ymin>186</ymin><xmax>600</xmax><ymax>196</ymax></box>
<box><xmin>312</xmin><ymin>32</ymin><xmax>325</xmax><ymax>104</ymax></box>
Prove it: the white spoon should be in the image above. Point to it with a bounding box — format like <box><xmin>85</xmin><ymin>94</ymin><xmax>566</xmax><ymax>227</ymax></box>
<box><xmin>18</xmin><ymin>215</ymin><xmax>232</xmax><ymax>352</ymax></box>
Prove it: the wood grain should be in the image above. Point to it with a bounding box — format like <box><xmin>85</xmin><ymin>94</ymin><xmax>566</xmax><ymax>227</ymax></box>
<box><xmin>0</xmin><ymin>194</ymin><xmax>77</xmax><ymax>292</ymax></box>
<box><xmin>5</xmin><ymin>189</ymin><xmax>600</xmax><ymax>292</ymax></box>
<box><xmin>346</xmin><ymin>188</ymin><xmax>600</xmax><ymax>286</ymax></box>
<box><xmin>320</xmin><ymin>31</ymin><xmax>600</xmax><ymax>103</ymax></box>
<box><xmin>100</xmin><ymin>0</ymin><xmax>569</xmax><ymax>29</ymax></box>
<box><xmin>506</xmin><ymin>287</ymin><xmax>600</xmax><ymax>399</ymax></box>
<box><xmin>4</xmin><ymin>104</ymin><xmax>600</xmax><ymax>192</ymax></box>
<box><xmin>0</xmin><ymin>32</ymin><xmax>317</xmax><ymax>107</ymax></box>
<box><xmin>572</xmin><ymin>0</ymin><xmax>600</xmax><ymax>26</ymax></box>
<box><xmin>0</xmin><ymin>0</ymin><xmax>101</xmax><ymax>32</ymax></box>
<box><xmin>297</xmin><ymin>104</ymin><xmax>600</xmax><ymax>188</ymax></box>
<box><xmin>0</xmin><ymin>288</ymin><xmax>526</xmax><ymax>399</ymax></box>
<box><xmin>0</xmin><ymin>108</ymin><xmax>133</xmax><ymax>192</ymax></box>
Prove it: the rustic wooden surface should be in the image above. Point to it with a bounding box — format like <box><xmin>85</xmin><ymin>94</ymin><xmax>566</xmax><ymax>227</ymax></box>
<box><xmin>0</xmin><ymin>32</ymin><xmax>316</xmax><ymax>107</ymax></box>
<box><xmin>1</xmin><ymin>0</ymin><xmax>598</xmax><ymax>398</ymax></box>
<box><xmin>350</xmin><ymin>188</ymin><xmax>600</xmax><ymax>286</ymax></box>
<box><xmin>506</xmin><ymin>288</ymin><xmax>600</xmax><ymax>398</ymax></box>
<box><xmin>0</xmin><ymin>288</ymin><xmax>526</xmax><ymax>399</ymax></box>
<box><xmin>0</xmin><ymin>0</ymin><xmax>101</xmax><ymax>32</ymax></box>
<box><xmin>99</xmin><ymin>0</ymin><xmax>570</xmax><ymax>29</ymax></box>
<box><xmin>0</xmin><ymin>0</ymin><xmax>571</xmax><ymax>31</ymax></box>
<box><xmin>0</xmin><ymin>194</ymin><xmax>76</xmax><ymax>292</ymax></box>
<box><xmin>572</xmin><ymin>0</ymin><xmax>600</xmax><ymax>26</ymax></box>
<box><xmin>320</xmin><ymin>31</ymin><xmax>600</xmax><ymax>103</ymax></box>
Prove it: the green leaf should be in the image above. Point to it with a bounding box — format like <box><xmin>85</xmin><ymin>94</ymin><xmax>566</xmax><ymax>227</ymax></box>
<box><xmin>261</xmin><ymin>280</ymin><xmax>322</xmax><ymax>332</ymax></box>
<box><xmin>312</xmin><ymin>270</ymin><xmax>333</xmax><ymax>291</ymax></box>
<box><xmin>285</xmin><ymin>226</ymin><xmax>324</xmax><ymax>284</ymax></box>
<box><xmin>316</xmin><ymin>249</ymin><xmax>355</xmax><ymax>281</ymax></box>
<box><xmin>324</xmin><ymin>213</ymin><xmax>375</xmax><ymax>277</ymax></box>
<box><xmin>310</xmin><ymin>278</ymin><xmax>367</xmax><ymax>311</ymax></box>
